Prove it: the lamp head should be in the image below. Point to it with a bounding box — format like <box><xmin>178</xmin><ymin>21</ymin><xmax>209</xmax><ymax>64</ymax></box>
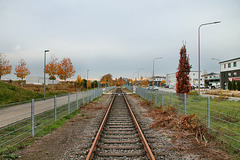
<box><xmin>214</xmin><ymin>21</ymin><xmax>221</xmax><ymax>24</ymax></box>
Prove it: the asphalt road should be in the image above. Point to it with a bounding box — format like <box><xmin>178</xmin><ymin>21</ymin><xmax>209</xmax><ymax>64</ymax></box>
<box><xmin>0</xmin><ymin>92</ymin><xmax>89</xmax><ymax>128</ymax></box>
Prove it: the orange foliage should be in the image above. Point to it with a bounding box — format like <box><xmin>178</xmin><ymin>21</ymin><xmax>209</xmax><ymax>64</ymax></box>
<box><xmin>14</xmin><ymin>59</ymin><xmax>30</xmax><ymax>80</ymax></box>
<box><xmin>116</xmin><ymin>77</ymin><xmax>125</xmax><ymax>86</ymax></box>
<box><xmin>57</xmin><ymin>58</ymin><xmax>76</xmax><ymax>81</ymax></box>
<box><xmin>101</xmin><ymin>74</ymin><xmax>113</xmax><ymax>86</ymax></box>
<box><xmin>0</xmin><ymin>53</ymin><xmax>12</xmax><ymax>80</ymax></box>
<box><xmin>45</xmin><ymin>55</ymin><xmax>58</xmax><ymax>80</ymax></box>
<box><xmin>76</xmin><ymin>75</ymin><xmax>83</xmax><ymax>87</ymax></box>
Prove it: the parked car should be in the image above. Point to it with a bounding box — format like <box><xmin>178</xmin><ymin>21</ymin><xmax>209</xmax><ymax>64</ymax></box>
<box><xmin>153</xmin><ymin>86</ymin><xmax>159</xmax><ymax>90</ymax></box>
<box><xmin>169</xmin><ymin>85</ymin><xmax>175</xmax><ymax>89</ymax></box>
<box><xmin>148</xmin><ymin>86</ymin><xmax>153</xmax><ymax>90</ymax></box>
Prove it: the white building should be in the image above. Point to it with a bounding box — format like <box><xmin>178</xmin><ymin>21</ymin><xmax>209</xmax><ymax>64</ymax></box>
<box><xmin>26</xmin><ymin>76</ymin><xmax>60</xmax><ymax>85</ymax></box>
<box><xmin>166</xmin><ymin>71</ymin><xmax>204</xmax><ymax>88</ymax></box>
<box><xmin>149</xmin><ymin>76</ymin><xmax>166</xmax><ymax>86</ymax></box>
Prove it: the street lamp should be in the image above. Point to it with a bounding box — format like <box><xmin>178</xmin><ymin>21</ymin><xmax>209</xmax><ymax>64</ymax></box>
<box><xmin>211</xmin><ymin>58</ymin><xmax>221</xmax><ymax>89</ymax></box>
<box><xmin>132</xmin><ymin>72</ymin><xmax>137</xmax><ymax>86</ymax></box>
<box><xmin>44</xmin><ymin>49</ymin><xmax>49</xmax><ymax>100</ymax></box>
<box><xmin>153</xmin><ymin>57</ymin><xmax>163</xmax><ymax>78</ymax></box>
<box><xmin>198</xmin><ymin>21</ymin><xmax>220</xmax><ymax>98</ymax></box>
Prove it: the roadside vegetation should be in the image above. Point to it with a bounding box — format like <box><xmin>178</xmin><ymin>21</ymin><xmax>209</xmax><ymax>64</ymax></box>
<box><xmin>143</xmin><ymin>90</ymin><xmax>240</xmax><ymax>158</ymax></box>
<box><xmin>0</xmin><ymin>81</ymin><xmax>67</xmax><ymax>106</ymax></box>
<box><xmin>0</xmin><ymin>108</ymin><xmax>81</xmax><ymax>159</ymax></box>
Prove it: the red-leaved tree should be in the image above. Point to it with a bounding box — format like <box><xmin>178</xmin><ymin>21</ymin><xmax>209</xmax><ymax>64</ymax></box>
<box><xmin>176</xmin><ymin>44</ymin><xmax>192</xmax><ymax>94</ymax></box>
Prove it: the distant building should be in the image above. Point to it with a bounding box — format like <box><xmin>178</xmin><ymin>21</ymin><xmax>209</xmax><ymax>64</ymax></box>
<box><xmin>149</xmin><ymin>76</ymin><xmax>166</xmax><ymax>86</ymax></box>
<box><xmin>203</xmin><ymin>72</ymin><xmax>220</xmax><ymax>89</ymax></box>
<box><xmin>26</xmin><ymin>76</ymin><xmax>60</xmax><ymax>85</ymax></box>
<box><xmin>166</xmin><ymin>73</ymin><xmax>176</xmax><ymax>87</ymax></box>
<box><xmin>166</xmin><ymin>71</ymin><xmax>204</xmax><ymax>88</ymax></box>
<box><xmin>219</xmin><ymin>57</ymin><xmax>240</xmax><ymax>89</ymax></box>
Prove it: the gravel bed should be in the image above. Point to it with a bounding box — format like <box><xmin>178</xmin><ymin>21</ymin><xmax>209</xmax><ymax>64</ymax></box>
<box><xmin>126</xmin><ymin>94</ymin><xmax>183</xmax><ymax>160</ymax></box>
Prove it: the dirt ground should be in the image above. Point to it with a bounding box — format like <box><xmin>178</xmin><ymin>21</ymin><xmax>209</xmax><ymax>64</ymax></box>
<box><xmin>16</xmin><ymin>94</ymin><xmax>112</xmax><ymax>160</ymax></box>
<box><xmin>16</xmin><ymin>88</ymin><xmax>234</xmax><ymax>160</ymax></box>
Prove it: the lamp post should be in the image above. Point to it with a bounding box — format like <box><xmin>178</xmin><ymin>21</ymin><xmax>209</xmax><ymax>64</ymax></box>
<box><xmin>153</xmin><ymin>57</ymin><xmax>163</xmax><ymax>78</ymax></box>
<box><xmin>44</xmin><ymin>49</ymin><xmax>49</xmax><ymax>100</ymax></box>
<box><xmin>198</xmin><ymin>21</ymin><xmax>220</xmax><ymax>98</ymax></box>
<box><xmin>138</xmin><ymin>68</ymin><xmax>144</xmax><ymax>86</ymax></box>
<box><xmin>212</xmin><ymin>58</ymin><xmax>221</xmax><ymax>89</ymax></box>
<box><xmin>132</xmin><ymin>72</ymin><xmax>137</xmax><ymax>86</ymax></box>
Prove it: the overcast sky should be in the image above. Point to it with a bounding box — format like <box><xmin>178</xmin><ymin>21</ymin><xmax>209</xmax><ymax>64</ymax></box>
<box><xmin>0</xmin><ymin>0</ymin><xmax>240</xmax><ymax>80</ymax></box>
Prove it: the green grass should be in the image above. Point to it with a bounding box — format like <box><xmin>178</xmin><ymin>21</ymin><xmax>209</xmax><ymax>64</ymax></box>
<box><xmin>0</xmin><ymin>81</ymin><xmax>66</xmax><ymax>107</ymax></box>
<box><xmin>0</xmin><ymin>92</ymin><xmax>103</xmax><ymax>158</ymax></box>
<box><xmin>0</xmin><ymin>107</ymin><xmax>80</xmax><ymax>159</ymax></box>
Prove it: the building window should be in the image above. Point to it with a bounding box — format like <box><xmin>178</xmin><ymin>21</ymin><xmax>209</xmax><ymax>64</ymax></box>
<box><xmin>224</xmin><ymin>64</ymin><xmax>226</xmax><ymax>68</ymax></box>
<box><xmin>228</xmin><ymin>63</ymin><xmax>231</xmax><ymax>68</ymax></box>
<box><xmin>223</xmin><ymin>73</ymin><xmax>225</xmax><ymax>77</ymax></box>
<box><xmin>233</xmin><ymin>72</ymin><xmax>237</xmax><ymax>77</ymax></box>
<box><xmin>228</xmin><ymin>73</ymin><xmax>231</xmax><ymax>77</ymax></box>
<box><xmin>233</xmin><ymin>62</ymin><xmax>237</xmax><ymax>67</ymax></box>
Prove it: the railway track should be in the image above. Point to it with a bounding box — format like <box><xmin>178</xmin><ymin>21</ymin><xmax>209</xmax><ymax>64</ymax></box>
<box><xmin>86</xmin><ymin>88</ymin><xmax>155</xmax><ymax>160</ymax></box>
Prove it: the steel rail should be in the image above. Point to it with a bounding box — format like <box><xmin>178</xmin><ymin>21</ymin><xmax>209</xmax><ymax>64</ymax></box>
<box><xmin>86</xmin><ymin>94</ymin><xmax>116</xmax><ymax>160</ymax></box>
<box><xmin>122</xmin><ymin>93</ymin><xmax>155</xmax><ymax>160</ymax></box>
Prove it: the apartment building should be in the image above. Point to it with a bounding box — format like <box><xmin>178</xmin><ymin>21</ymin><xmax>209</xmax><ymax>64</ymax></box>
<box><xmin>220</xmin><ymin>57</ymin><xmax>240</xmax><ymax>89</ymax></box>
<box><xmin>166</xmin><ymin>71</ymin><xmax>204</xmax><ymax>88</ymax></box>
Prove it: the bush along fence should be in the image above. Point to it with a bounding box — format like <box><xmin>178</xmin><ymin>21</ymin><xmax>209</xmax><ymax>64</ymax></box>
<box><xmin>135</xmin><ymin>87</ymin><xmax>240</xmax><ymax>154</ymax></box>
<box><xmin>0</xmin><ymin>86</ymin><xmax>115</xmax><ymax>153</ymax></box>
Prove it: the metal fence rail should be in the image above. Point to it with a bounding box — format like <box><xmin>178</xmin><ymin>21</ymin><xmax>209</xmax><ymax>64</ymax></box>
<box><xmin>122</xmin><ymin>85</ymin><xmax>133</xmax><ymax>92</ymax></box>
<box><xmin>0</xmin><ymin>87</ymin><xmax>114</xmax><ymax>153</ymax></box>
<box><xmin>135</xmin><ymin>87</ymin><xmax>240</xmax><ymax>153</ymax></box>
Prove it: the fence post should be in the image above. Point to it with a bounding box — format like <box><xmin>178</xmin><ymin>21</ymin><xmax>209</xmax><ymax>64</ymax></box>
<box><xmin>161</xmin><ymin>91</ymin><xmax>164</xmax><ymax>107</ymax></box>
<box><xmin>54</xmin><ymin>95</ymin><xmax>57</xmax><ymax>122</ymax></box>
<box><xmin>68</xmin><ymin>93</ymin><xmax>70</xmax><ymax>114</ymax></box>
<box><xmin>170</xmin><ymin>93</ymin><xmax>172</xmax><ymax>106</ymax></box>
<box><xmin>76</xmin><ymin>91</ymin><xmax>78</xmax><ymax>110</ymax></box>
<box><xmin>31</xmin><ymin>99</ymin><xmax>35</xmax><ymax>137</ymax></box>
<box><xmin>83</xmin><ymin>91</ymin><xmax>85</xmax><ymax>105</ymax></box>
<box><xmin>207</xmin><ymin>97</ymin><xmax>210</xmax><ymax>129</ymax></box>
<box><xmin>155</xmin><ymin>91</ymin><xmax>157</xmax><ymax>105</ymax></box>
<box><xmin>184</xmin><ymin>93</ymin><xmax>187</xmax><ymax>115</ymax></box>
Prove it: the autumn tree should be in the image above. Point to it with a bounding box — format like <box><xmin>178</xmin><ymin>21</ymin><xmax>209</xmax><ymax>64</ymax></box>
<box><xmin>15</xmin><ymin>59</ymin><xmax>31</xmax><ymax>80</ymax></box>
<box><xmin>76</xmin><ymin>75</ymin><xmax>83</xmax><ymax>87</ymax></box>
<box><xmin>91</xmin><ymin>80</ymin><xmax>98</xmax><ymax>88</ymax></box>
<box><xmin>176</xmin><ymin>44</ymin><xmax>192</xmax><ymax>94</ymax></box>
<box><xmin>57</xmin><ymin>58</ymin><xmax>76</xmax><ymax>81</ymax></box>
<box><xmin>0</xmin><ymin>53</ymin><xmax>12</xmax><ymax>80</ymax></box>
<box><xmin>101</xmin><ymin>74</ymin><xmax>113</xmax><ymax>87</ymax></box>
<box><xmin>116</xmin><ymin>77</ymin><xmax>125</xmax><ymax>86</ymax></box>
<box><xmin>45</xmin><ymin>55</ymin><xmax>58</xmax><ymax>81</ymax></box>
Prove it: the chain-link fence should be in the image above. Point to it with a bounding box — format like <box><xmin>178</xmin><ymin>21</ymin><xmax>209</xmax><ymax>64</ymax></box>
<box><xmin>0</xmin><ymin>86</ymin><xmax>114</xmax><ymax>153</ymax></box>
<box><xmin>122</xmin><ymin>85</ymin><xmax>133</xmax><ymax>92</ymax></box>
<box><xmin>135</xmin><ymin>87</ymin><xmax>240</xmax><ymax>153</ymax></box>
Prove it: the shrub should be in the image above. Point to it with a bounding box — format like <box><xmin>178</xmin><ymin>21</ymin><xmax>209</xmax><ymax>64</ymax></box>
<box><xmin>232</xmin><ymin>81</ymin><xmax>236</xmax><ymax>90</ymax></box>
<box><xmin>237</xmin><ymin>81</ymin><xmax>240</xmax><ymax>91</ymax></box>
<box><xmin>188</xmin><ymin>90</ymin><xmax>198</xmax><ymax>95</ymax></box>
<box><xmin>228</xmin><ymin>81</ymin><xmax>232</xmax><ymax>90</ymax></box>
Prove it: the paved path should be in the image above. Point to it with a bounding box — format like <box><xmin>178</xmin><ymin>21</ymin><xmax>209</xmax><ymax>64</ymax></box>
<box><xmin>0</xmin><ymin>92</ymin><xmax>89</xmax><ymax>128</ymax></box>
